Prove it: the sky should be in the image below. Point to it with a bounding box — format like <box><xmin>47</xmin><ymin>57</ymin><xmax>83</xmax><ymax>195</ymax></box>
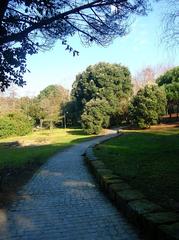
<box><xmin>15</xmin><ymin>1</ymin><xmax>179</xmax><ymax>97</ymax></box>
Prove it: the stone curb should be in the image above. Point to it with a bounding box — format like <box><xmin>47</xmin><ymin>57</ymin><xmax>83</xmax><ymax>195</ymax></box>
<box><xmin>84</xmin><ymin>135</ymin><xmax>179</xmax><ymax>240</ymax></box>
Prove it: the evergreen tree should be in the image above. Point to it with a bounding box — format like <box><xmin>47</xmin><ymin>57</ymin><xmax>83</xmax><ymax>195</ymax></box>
<box><xmin>129</xmin><ymin>85</ymin><xmax>167</xmax><ymax>128</ymax></box>
<box><xmin>71</xmin><ymin>62</ymin><xmax>133</xmax><ymax>126</ymax></box>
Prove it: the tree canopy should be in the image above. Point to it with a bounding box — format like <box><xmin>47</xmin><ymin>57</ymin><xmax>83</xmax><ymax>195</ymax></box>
<box><xmin>70</xmin><ymin>62</ymin><xmax>133</xmax><ymax>131</ymax></box>
<box><xmin>72</xmin><ymin>62</ymin><xmax>132</xmax><ymax>108</ymax></box>
<box><xmin>37</xmin><ymin>84</ymin><xmax>69</xmax><ymax>128</ymax></box>
<box><xmin>20</xmin><ymin>84</ymin><xmax>70</xmax><ymax>128</ymax></box>
<box><xmin>0</xmin><ymin>0</ymin><xmax>150</xmax><ymax>91</ymax></box>
<box><xmin>157</xmin><ymin>66</ymin><xmax>179</xmax><ymax>86</ymax></box>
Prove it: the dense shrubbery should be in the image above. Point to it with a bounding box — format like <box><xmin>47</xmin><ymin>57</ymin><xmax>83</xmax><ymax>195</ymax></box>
<box><xmin>0</xmin><ymin>113</ymin><xmax>33</xmax><ymax>138</ymax></box>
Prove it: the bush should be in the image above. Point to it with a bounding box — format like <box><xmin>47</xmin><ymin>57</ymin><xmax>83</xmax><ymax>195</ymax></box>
<box><xmin>0</xmin><ymin>113</ymin><xmax>34</xmax><ymax>138</ymax></box>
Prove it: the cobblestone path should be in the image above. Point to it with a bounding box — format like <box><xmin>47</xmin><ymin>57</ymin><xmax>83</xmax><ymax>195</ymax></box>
<box><xmin>0</xmin><ymin>132</ymin><xmax>142</xmax><ymax>240</ymax></box>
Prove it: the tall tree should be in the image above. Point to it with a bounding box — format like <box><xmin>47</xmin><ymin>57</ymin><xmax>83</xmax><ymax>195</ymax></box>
<box><xmin>71</xmin><ymin>62</ymin><xmax>133</xmax><ymax>125</ymax></box>
<box><xmin>20</xmin><ymin>97</ymin><xmax>45</xmax><ymax>126</ymax></box>
<box><xmin>0</xmin><ymin>0</ymin><xmax>150</xmax><ymax>90</ymax></box>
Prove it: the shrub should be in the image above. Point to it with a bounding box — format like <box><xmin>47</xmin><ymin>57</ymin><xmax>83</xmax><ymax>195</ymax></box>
<box><xmin>0</xmin><ymin>113</ymin><xmax>33</xmax><ymax>138</ymax></box>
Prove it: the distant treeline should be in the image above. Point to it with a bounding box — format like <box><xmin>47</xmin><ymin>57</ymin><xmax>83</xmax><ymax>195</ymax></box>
<box><xmin>0</xmin><ymin>64</ymin><xmax>178</xmax><ymax>137</ymax></box>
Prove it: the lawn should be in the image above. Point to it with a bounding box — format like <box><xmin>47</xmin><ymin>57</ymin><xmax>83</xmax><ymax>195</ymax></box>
<box><xmin>94</xmin><ymin>125</ymin><xmax>179</xmax><ymax>211</ymax></box>
<box><xmin>0</xmin><ymin>128</ymin><xmax>93</xmax><ymax>205</ymax></box>
<box><xmin>0</xmin><ymin>128</ymin><xmax>93</xmax><ymax>169</ymax></box>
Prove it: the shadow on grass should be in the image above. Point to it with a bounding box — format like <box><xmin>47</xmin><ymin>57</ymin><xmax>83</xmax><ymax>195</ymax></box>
<box><xmin>66</xmin><ymin>129</ymin><xmax>88</xmax><ymax>136</ymax></box>
<box><xmin>0</xmin><ymin>133</ymin><xmax>96</xmax><ymax>208</ymax></box>
<box><xmin>0</xmin><ymin>141</ymin><xmax>21</xmax><ymax>148</ymax></box>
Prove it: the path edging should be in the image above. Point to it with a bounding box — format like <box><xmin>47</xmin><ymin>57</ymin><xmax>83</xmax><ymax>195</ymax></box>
<box><xmin>84</xmin><ymin>134</ymin><xmax>179</xmax><ymax>240</ymax></box>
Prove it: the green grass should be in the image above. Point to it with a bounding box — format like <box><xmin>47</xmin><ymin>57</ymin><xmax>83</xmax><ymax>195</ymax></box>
<box><xmin>0</xmin><ymin>128</ymin><xmax>94</xmax><ymax>206</ymax></box>
<box><xmin>0</xmin><ymin>128</ymin><xmax>93</xmax><ymax>169</ymax></box>
<box><xmin>94</xmin><ymin>126</ymin><xmax>179</xmax><ymax>211</ymax></box>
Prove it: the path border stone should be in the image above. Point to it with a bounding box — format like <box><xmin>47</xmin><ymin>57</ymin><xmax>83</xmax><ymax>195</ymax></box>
<box><xmin>84</xmin><ymin>133</ymin><xmax>179</xmax><ymax>240</ymax></box>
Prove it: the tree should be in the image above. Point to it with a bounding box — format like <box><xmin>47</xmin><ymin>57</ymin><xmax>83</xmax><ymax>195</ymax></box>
<box><xmin>157</xmin><ymin>66</ymin><xmax>179</xmax><ymax>85</ymax></box>
<box><xmin>157</xmin><ymin>66</ymin><xmax>179</xmax><ymax>117</ymax></box>
<box><xmin>132</xmin><ymin>64</ymin><xmax>173</xmax><ymax>94</ymax></box>
<box><xmin>129</xmin><ymin>85</ymin><xmax>167</xmax><ymax>128</ymax></box>
<box><xmin>20</xmin><ymin>97</ymin><xmax>45</xmax><ymax>126</ymax></box>
<box><xmin>71</xmin><ymin>62</ymin><xmax>133</xmax><ymax>125</ymax></box>
<box><xmin>165</xmin><ymin>83</ymin><xmax>179</xmax><ymax>118</ymax></box>
<box><xmin>0</xmin><ymin>0</ymin><xmax>150</xmax><ymax>91</ymax></box>
<box><xmin>81</xmin><ymin>98</ymin><xmax>110</xmax><ymax>134</ymax></box>
<box><xmin>133</xmin><ymin>66</ymin><xmax>156</xmax><ymax>94</ymax></box>
<box><xmin>0</xmin><ymin>85</ymin><xmax>20</xmax><ymax>114</ymax></box>
<box><xmin>37</xmin><ymin>84</ymin><xmax>69</xmax><ymax>128</ymax></box>
<box><xmin>62</xmin><ymin>100</ymin><xmax>79</xmax><ymax>127</ymax></box>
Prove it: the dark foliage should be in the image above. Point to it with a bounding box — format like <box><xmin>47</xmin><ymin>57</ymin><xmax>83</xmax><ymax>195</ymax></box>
<box><xmin>129</xmin><ymin>85</ymin><xmax>167</xmax><ymax>128</ymax></box>
<box><xmin>81</xmin><ymin>98</ymin><xmax>110</xmax><ymax>134</ymax></box>
<box><xmin>157</xmin><ymin>66</ymin><xmax>179</xmax><ymax>117</ymax></box>
<box><xmin>71</xmin><ymin>62</ymin><xmax>133</xmax><ymax>126</ymax></box>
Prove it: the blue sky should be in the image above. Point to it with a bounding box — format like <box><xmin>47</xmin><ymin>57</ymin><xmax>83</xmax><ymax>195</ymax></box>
<box><xmin>16</xmin><ymin>1</ymin><xmax>179</xmax><ymax>97</ymax></box>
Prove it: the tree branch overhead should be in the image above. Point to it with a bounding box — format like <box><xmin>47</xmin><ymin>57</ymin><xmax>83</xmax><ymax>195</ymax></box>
<box><xmin>0</xmin><ymin>0</ymin><xmax>150</xmax><ymax>91</ymax></box>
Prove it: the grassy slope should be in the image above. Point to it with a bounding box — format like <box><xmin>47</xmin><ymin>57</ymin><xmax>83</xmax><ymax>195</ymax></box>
<box><xmin>94</xmin><ymin>126</ymin><xmax>179</xmax><ymax>211</ymax></box>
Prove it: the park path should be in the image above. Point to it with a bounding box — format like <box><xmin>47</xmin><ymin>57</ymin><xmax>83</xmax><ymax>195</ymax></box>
<box><xmin>0</xmin><ymin>130</ymin><xmax>142</xmax><ymax>240</ymax></box>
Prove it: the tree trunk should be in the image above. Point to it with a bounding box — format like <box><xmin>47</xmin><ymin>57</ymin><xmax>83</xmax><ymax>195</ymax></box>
<box><xmin>40</xmin><ymin>119</ymin><xmax>43</xmax><ymax>128</ymax></box>
<box><xmin>50</xmin><ymin>120</ymin><xmax>53</xmax><ymax>130</ymax></box>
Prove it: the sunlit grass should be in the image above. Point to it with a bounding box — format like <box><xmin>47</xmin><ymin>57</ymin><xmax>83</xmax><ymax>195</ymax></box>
<box><xmin>0</xmin><ymin>128</ymin><xmax>93</xmax><ymax>169</ymax></box>
<box><xmin>94</xmin><ymin>126</ymin><xmax>179</xmax><ymax>210</ymax></box>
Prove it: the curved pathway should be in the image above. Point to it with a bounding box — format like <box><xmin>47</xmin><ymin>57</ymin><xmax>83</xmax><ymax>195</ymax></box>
<box><xmin>0</xmin><ymin>131</ymin><xmax>142</xmax><ymax>240</ymax></box>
